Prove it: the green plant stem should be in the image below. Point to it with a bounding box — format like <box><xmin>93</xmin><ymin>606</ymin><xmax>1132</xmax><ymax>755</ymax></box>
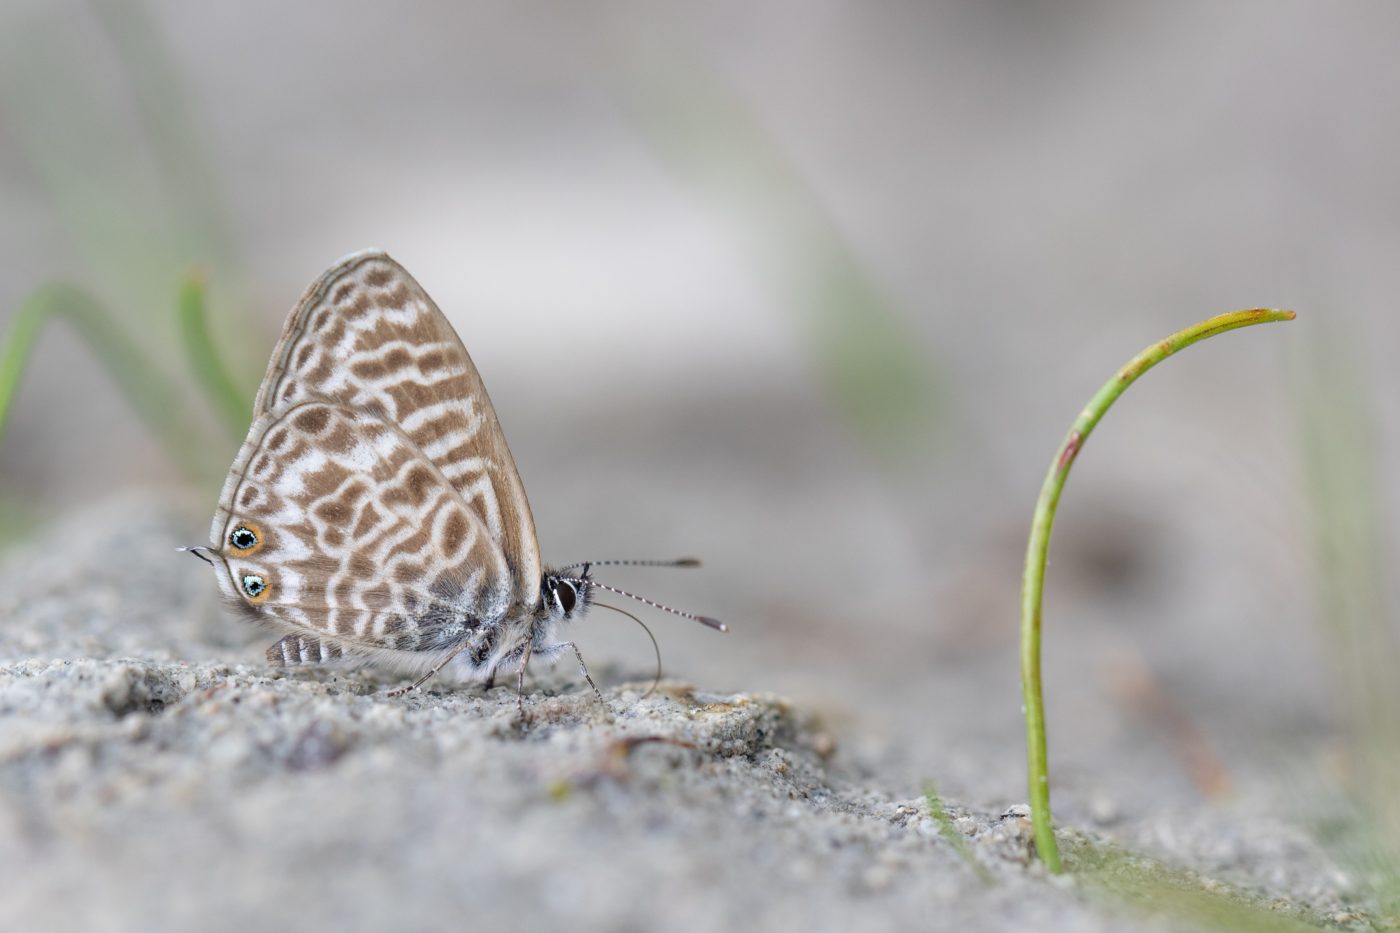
<box><xmin>1021</xmin><ymin>309</ymin><xmax>1296</xmax><ymax>873</ymax></box>
<box><xmin>0</xmin><ymin>283</ymin><xmax>215</xmax><ymax>482</ymax></box>
<box><xmin>178</xmin><ymin>273</ymin><xmax>250</xmax><ymax>437</ymax></box>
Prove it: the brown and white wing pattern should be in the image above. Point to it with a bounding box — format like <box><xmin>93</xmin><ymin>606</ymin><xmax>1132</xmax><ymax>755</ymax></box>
<box><xmin>253</xmin><ymin>250</ymin><xmax>540</xmax><ymax>605</ymax></box>
<box><xmin>209</xmin><ymin>399</ymin><xmax>514</xmax><ymax>666</ymax></box>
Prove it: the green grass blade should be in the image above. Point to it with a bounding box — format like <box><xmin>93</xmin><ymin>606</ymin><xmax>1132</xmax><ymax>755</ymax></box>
<box><xmin>1292</xmin><ymin>338</ymin><xmax>1400</xmax><ymax>915</ymax></box>
<box><xmin>0</xmin><ymin>289</ymin><xmax>54</xmax><ymax>446</ymax></box>
<box><xmin>1068</xmin><ymin>838</ymin><xmax>1330</xmax><ymax>931</ymax></box>
<box><xmin>1021</xmin><ymin>309</ymin><xmax>1296</xmax><ymax>873</ymax></box>
<box><xmin>0</xmin><ymin>283</ymin><xmax>217</xmax><ymax>483</ymax></box>
<box><xmin>178</xmin><ymin>273</ymin><xmax>251</xmax><ymax>437</ymax></box>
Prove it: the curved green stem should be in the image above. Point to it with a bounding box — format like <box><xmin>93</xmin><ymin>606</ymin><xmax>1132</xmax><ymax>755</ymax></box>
<box><xmin>1021</xmin><ymin>309</ymin><xmax>1297</xmax><ymax>873</ymax></box>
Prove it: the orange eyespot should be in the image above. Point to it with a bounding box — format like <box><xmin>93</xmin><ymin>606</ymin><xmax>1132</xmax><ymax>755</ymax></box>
<box><xmin>240</xmin><ymin>572</ymin><xmax>272</xmax><ymax>605</ymax></box>
<box><xmin>228</xmin><ymin>522</ymin><xmax>265</xmax><ymax>555</ymax></box>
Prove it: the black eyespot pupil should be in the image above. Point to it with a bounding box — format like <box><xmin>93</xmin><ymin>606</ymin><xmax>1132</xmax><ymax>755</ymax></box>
<box><xmin>230</xmin><ymin>527</ymin><xmax>257</xmax><ymax>550</ymax></box>
<box><xmin>557</xmin><ymin>582</ymin><xmax>576</xmax><ymax>613</ymax></box>
<box><xmin>242</xmin><ymin>575</ymin><xmax>265</xmax><ymax>597</ymax></box>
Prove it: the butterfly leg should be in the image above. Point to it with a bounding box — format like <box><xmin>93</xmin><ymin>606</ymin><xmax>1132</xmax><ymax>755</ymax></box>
<box><xmin>386</xmin><ymin>641</ymin><xmax>471</xmax><ymax>698</ymax></box>
<box><xmin>514</xmin><ymin>637</ymin><xmax>536</xmax><ymax>718</ymax></box>
<box><xmin>553</xmin><ymin>642</ymin><xmax>605</xmax><ymax>706</ymax></box>
<box><xmin>266</xmin><ymin>634</ymin><xmax>343</xmax><ymax>666</ymax></box>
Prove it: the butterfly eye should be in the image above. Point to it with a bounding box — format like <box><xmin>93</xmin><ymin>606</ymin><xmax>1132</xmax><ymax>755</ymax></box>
<box><xmin>242</xmin><ymin>573</ymin><xmax>268</xmax><ymax>599</ymax></box>
<box><xmin>556</xmin><ymin>581</ymin><xmax>577</xmax><ymax>613</ymax></box>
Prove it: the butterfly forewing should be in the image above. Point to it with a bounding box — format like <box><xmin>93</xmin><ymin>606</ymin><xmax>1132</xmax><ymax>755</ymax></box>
<box><xmin>211</xmin><ymin>400</ymin><xmax>513</xmax><ymax>656</ymax></box>
<box><xmin>252</xmin><ymin>250</ymin><xmax>541</xmax><ymax>606</ymax></box>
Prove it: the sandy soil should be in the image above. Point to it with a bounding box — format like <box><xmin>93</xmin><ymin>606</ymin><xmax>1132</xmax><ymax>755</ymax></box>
<box><xmin>0</xmin><ymin>497</ymin><xmax>1368</xmax><ymax>932</ymax></box>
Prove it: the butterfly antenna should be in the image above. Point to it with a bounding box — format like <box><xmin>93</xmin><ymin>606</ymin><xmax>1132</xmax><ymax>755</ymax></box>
<box><xmin>561</xmin><ymin>578</ymin><xmax>728</xmax><ymax>633</ymax></box>
<box><xmin>594</xmin><ymin>601</ymin><xmax>663</xmax><ymax>698</ymax></box>
<box><xmin>178</xmin><ymin>546</ymin><xmax>216</xmax><ymax>566</ymax></box>
<box><xmin>556</xmin><ymin>557</ymin><xmax>701</xmax><ymax>574</ymax></box>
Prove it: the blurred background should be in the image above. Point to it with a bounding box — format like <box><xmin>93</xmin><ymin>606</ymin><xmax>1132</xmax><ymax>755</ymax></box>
<box><xmin>1</xmin><ymin>0</ymin><xmax>1398</xmax><ymax>880</ymax></box>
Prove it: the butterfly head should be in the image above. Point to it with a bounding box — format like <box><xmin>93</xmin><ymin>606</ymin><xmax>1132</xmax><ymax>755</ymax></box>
<box><xmin>540</xmin><ymin>564</ymin><xmax>594</xmax><ymax>626</ymax></box>
<box><xmin>546</xmin><ymin>559</ymin><xmax>728</xmax><ymax>633</ymax></box>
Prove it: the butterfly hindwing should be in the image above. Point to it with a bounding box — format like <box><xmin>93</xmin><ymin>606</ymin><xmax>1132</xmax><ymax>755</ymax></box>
<box><xmin>211</xmin><ymin>399</ymin><xmax>513</xmax><ymax>660</ymax></box>
<box><xmin>252</xmin><ymin>250</ymin><xmax>541</xmax><ymax>607</ymax></box>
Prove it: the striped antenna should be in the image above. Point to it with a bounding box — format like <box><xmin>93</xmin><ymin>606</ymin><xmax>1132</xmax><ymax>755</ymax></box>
<box><xmin>560</xmin><ymin>577</ymin><xmax>728</xmax><ymax>633</ymax></box>
<box><xmin>556</xmin><ymin>558</ymin><xmax>701</xmax><ymax>573</ymax></box>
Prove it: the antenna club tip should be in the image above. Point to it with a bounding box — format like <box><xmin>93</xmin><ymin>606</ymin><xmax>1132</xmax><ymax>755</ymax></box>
<box><xmin>698</xmin><ymin>616</ymin><xmax>728</xmax><ymax>633</ymax></box>
<box><xmin>674</xmin><ymin>557</ymin><xmax>702</xmax><ymax>567</ymax></box>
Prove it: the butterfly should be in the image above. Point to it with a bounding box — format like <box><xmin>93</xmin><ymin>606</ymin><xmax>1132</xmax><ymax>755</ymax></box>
<box><xmin>185</xmin><ymin>250</ymin><xmax>724</xmax><ymax>703</ymax></box>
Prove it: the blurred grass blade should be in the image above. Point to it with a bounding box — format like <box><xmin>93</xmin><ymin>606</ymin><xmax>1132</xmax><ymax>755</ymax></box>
<box><xmin>922</xmin><ymin>783</ymin><xmax>993</xmax><ymax>884</ymax></box>
<box><xmin>86</xmin><ymin>0</ymin><xmax>243</xmax><ymax>276</ymax></box>
<box><xmin>0</xmin><ymin>293</ymin><xmax>51</xmax><ymax>446</ymax></box>
<box><xmin>1294</xmin><ymin>339</ymin><xmax>1400</xmax><ymax>744</ymax></box>
<box><xmin>0</xmin><ymin>9</ymin><xmax>175</xmax><ymax>314</ymax></box>
<box><xmin>616</xmin><ymin>58</ymin><xmax>942</xmax><ymax>458</ymax></box>
<box><xmin>0</xmin><ymin>283</ymin><xmax>217</xmax><ymax>482</ymax></box>
<box><xmin>1292</xmin><ymin>337</ymin><xmax>1400</xmax><ymax>915</ymax></box>
<box><xmin>178</xmin><ymin>273</ymin><xmax>251</xmax><ymax>438</ymax></box>
<box><xmin>2</xmin><ymin>5</ymin><xmax>259</xmax><ymax>389</ymax></box>
<box><xmin>1069</xmin><ymin>839</ymin><xmax>1329</xmax><ymax>931</ymax></box>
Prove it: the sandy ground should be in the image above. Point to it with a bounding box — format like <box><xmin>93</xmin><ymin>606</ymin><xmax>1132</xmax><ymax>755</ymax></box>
<box><xmin>0</xmin><ymin>496</ymin><xmax>1371</xmax><ymax>932</ymax></box>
